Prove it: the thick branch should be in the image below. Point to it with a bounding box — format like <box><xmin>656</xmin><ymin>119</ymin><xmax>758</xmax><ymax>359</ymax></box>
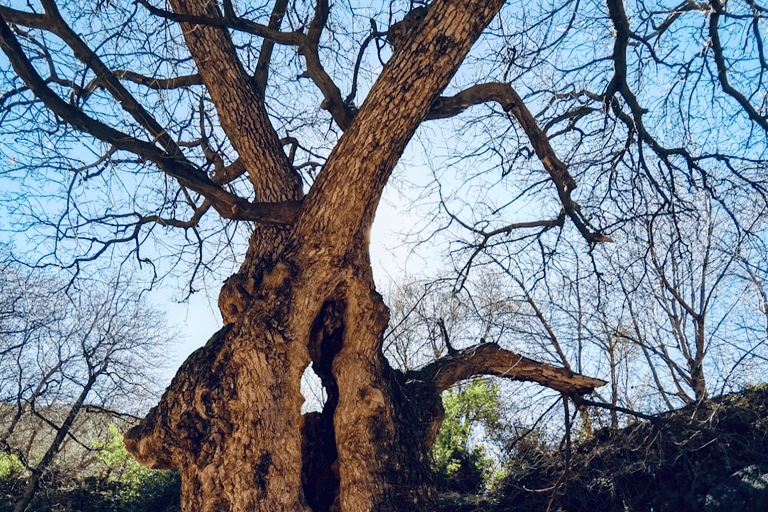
<box><xmin>428</xmin><ymin>83</ymin><xmax>576</xmax><ymax>192</ymax></box>
<box><xmin>210</xmin><ymin>158</ymin><xmax>247</xmax><ymax>186</ymax></box>
<box><xmin>39</xmin><ymin>0</ymin><xmax>184</xmax><ymax>158</ymax></box>
<box><xmin>294</xmin><ymin>0</ymin><xmax>508</xmax><ymax>263</ymax></box>
<box><xmin>605</xmin><ymin>0</ymin><xmax>632</xmax><ymax>106</ymax></box>
<box><xmin>0</xmin><ymin>6</ymin><xmax>47</xmax><ymax>29</ymax></box>
<box><xmin>408</xmin><ymin>343</ymin><xmax>606</xmax><ymax>395</ymax></box>
<box><xmin>137</xmin><ymin>0</ymin><xmax>352</xmax><ymax>131</ymax></box>
<box><xmin>167</xmin><ymin>0</ymin><xmax>301</xmax><ymax>202</ymax></box>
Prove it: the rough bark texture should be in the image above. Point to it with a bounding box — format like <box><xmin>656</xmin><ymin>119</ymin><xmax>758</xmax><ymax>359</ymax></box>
<box><xmin>124</xmin><ymin>0</ymin><xmax>607</xmax><ymax>510</ymax></box>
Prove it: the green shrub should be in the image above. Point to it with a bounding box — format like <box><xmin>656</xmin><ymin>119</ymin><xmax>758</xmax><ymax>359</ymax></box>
<box><xmin>93</xmin><ymin>425</ymin><xmax>180</xmax><ymax>512</ymax></box>
<box><xmin>432</xmin><ymin>379</ymin><xmax>505</xmax><ymax>493</ymax></box>
<box><xmin>0</xmin><ymin>453</ymin><xmax>24</xmax><ymax>480</ymax></box>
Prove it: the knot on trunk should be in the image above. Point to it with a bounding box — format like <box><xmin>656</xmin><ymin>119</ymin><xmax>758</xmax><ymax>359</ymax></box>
<box><xmin>218</xmin><ymin>273</ymin><xmax>256</xmax><ymax>324</ymax></box>
<box><xmin>124</xmin><ymin>326</ymin><xmax>231</xmax><ymax>469</ymax></box>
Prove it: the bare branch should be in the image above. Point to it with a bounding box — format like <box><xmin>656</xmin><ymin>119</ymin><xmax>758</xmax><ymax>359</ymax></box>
<box><xmin>38</xmin><ymin>0</ymin><xmax>184</xmax><ymax>158</ymax></box>
<box><xmin>708</xmin><ymin>0</ymin><xmax>768</xmax><ymax>132</ymax></box>
<box><xmin>134</xmin><ymin>0</ymin><xmax>304</xmax><ymax>46</ymax></box>
<box><xmin>428</xmin><ymin>82</ymin><xmax>612</xmax><ymax>244</ymax></box>
<box><xmin>0</xmin><ymin>14</ymin><xmax>299</xmax><ymax>225</ymax></box>
<box><xmin>252</xmin><ymin>0</ymin><xmax>289</xmax><ymax>96</ymax></box>
<box><xmin>408</xmin><ymin>342</ymin><xmax>606</xmax><ymax>395</ymax></box>
<box><xmin>112</xmin><ymin>70</ymin><xmax>203</xmax><ymax>90</ymax></box>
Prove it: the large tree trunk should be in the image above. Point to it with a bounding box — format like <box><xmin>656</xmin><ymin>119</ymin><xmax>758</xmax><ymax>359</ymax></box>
<box><xmin>124</xmin><ymin>0</ymin><xmax>605</xmax><ymax>510</ymax></box>
<box><xmin>124</xmin><ymin>250</ymin><xmax>440</xmax><ymax>511</ymax></box>
<box><xmin>125</xmin><ymin>247</ymin><xmax>602</xmax><ymax>511</ymax></box>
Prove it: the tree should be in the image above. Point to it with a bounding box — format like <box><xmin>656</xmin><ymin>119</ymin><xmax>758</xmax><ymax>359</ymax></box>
<box><xmin>431</xmin><ymin>379</ymin><xmax>505</xmax><ymax>494</ymax></box>
<box><xmin>0</xmin><ymin>261</ymin><xmax>173</xmax><ymax>512</ymax></box>
<box><xmin>1</xmin><ymin>0</ymin><xmax>764</xmax><ymax>510</ymax></box>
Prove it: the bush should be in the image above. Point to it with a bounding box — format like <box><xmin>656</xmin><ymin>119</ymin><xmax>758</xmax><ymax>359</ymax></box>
<box><xmin>0</xmin><ymin>453</ymin><xmax>24</xmax><ymax>480</ymax></box>
<box><xmin>432</xmin><ymin>379</ymin><xmax>505</xmax><ymax>494</ymax></box>
<box><xmin>93</xmin><ymin>424</ymin><xmax>181</xmax><ymax>512</ymax></box>
<box><xmin>493</xmin><ymin>386</ymin><xmax>768</xmax><ymax>512</ymax></box>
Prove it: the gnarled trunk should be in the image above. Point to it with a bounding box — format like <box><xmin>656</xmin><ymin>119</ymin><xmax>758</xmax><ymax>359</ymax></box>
<box><xmin>124</xmin><ymin>0</ymin><xmax>605</xmax><ymax>510</ymax></box>
<box><xmin>125</xmin><ymin>232</ymin><xmax>447</xmax><ymax>511</ymax></box>
<box><xmin>125</xmin><ymin>242</ymin><xmax>602</xmax><ymax>511</ymax></box>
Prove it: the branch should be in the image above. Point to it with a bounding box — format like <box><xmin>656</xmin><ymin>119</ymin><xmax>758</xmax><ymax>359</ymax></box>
<box><xmin>139</xmin><ymin>200</ymin><xmax>213</xmax><ymax>228</ymax></box>
<box><xmin>298</xmin><ymin>0</ymin><xmax>354</xmax><ymax>129</ymax></box>
<box><xmin>136</xmin><ymin>0</ymin><xmax>353</xmax><ymax>130</ymax></box>
<box><xmin>572</xmin><ymin>397</ymin><xmax>665</xmax><ymax>424</ymax></box>
<box><xmin>708</xmin><ymin>0</ymin><xmax>768</xmax><ymax>132</ymax></box>
<box><xmin>0</xmin><ymin>5</ymin><xmax>47</xmax><ymax>29</ymax></box>
<box><xmin>647</xmin><ymin>223</ymin><xmax>699</xmax><ymax>319</ymax></box>
<box><xmin>82</xmin><ymin>404</ymin><xmax>143</xmax><ymax>422</ymax></box>
<box><xmin>39</xmin><ymin>0</ymin><xmax>184</xmax><ymax>158</ymax></box>
<box><xmin>427</xmin><ymin>83</ymin><xmax>575</xmax><ymax>191</ymax></box>
<box><xmin>642</xmin><ymin>0</ymin><xmax>711</xmax><ymax>42</ymax></box>
<box><xmin>135</xmin><ymin>0</ymin><xmax>303</xmax><ymax>46</ymax></box>
<box><xmin>0</xmin><ymin>13</ymin><xmax>300</xmax><ymax>225</ymax></box>
<box><xmin>252</xmin><ymin>0</ymin><xmax>289</xmax><ymax>96</ymax></box>
<box><xmin>79</xmin><ymin>71</ymin><xmax>203</xmax><ymax>107</ymax></box>
<box><xmin>112</xmin><ymin>70</ymin><xmax>203</xmax><ymax>90</ymax></box>
<box><xmin>0</xmin><ymin>16</ymin><xmax>182</xmax><ymax>173</ymax></box>
<box><xmin>450</xmin><ymin>206</ymin><xmax>566</xmax><ymax>291</ymax></box>
<box><xmin>427</xmin><ymin>82</ymin><xmax>612</xmax><ymax>244</ymax></box>
<box><xmin>345</xmin><ymin>29</ymin><xmax>386</xmax><ymax>107</ymax></box>
<box><xmin>604</xmin><ymin>0</ymin><xmax>633</xmax><ymax>106</ymax></box>
<box><xmin>407</xmin><ymin>343</ymin><xmax>606</xmax><ymax>395</ymax></box>
<box><xmin>511</xmin><ymin>275</ymin><xmax>572</xmax><ymax>370</ymax></box>
<box><xmin>166</xmin><ymin>0</ymin><xmax>302</xmax><ymax>201</ymax></box>
<box><xmin>292</xmin><ymin>0</ymin><xmax>511</xmax><ymax>260</ymax></box>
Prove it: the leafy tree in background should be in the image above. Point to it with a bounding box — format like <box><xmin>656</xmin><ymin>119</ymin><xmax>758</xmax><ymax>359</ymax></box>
<box><xmin>432</xmin><ymin>379</ymin><xmax>504</xmax><ymax>494</ymax></box>
<box><xmin>0</xmin><ymin>0</ymin><xmax>766</xmax><ymax>509</ymax></box>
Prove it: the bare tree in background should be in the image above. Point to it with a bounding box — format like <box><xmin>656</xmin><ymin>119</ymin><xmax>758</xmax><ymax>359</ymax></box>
<box><xmin>0</xmin><ymin>259</ymin><xmax>173</xmax><ymax>512</ymax></box>
<box><xmin>0</xmin><ymin>0</ymin><xmax>765</xmax><ymax>509</ymax></box>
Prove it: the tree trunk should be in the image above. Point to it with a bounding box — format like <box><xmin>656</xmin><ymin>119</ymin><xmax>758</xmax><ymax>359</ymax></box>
<box><xmin>125</xmin><ymin>254</ymin><xmax>602</xmax><ymax>512</ymax></box>
<box><xmin>125</xmin><ymin>235</ymin><xmax>450</xmax><ymax>511</ymax></box>
<box><xmin>124</xmin><ymin>0</ymin><xmax>605</xmax><ymax>510</ymax></box>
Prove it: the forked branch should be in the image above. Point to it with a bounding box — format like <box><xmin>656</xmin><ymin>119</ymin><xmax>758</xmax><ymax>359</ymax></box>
<box><xmin>0</xmin><ymin>14</ymin><xmax>299</xmax><ymax>226</ymax></box>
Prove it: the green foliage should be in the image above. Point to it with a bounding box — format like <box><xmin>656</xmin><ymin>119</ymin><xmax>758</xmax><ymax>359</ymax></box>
<box><xmin>92</xmin><ymin>425</ymin><xmax>180</xmax><ymax>512</ymax></box>
<box><xmin>0</xmin><ymin>452</ymin><xmax>24</xmax><ymax>480</ymax></box>
<box><xmin>432</xmin><ymin>378</ymin><xmax>505</xmax><ymax>493</ymax></box>
<box><xmin>0</xmin><ymin>425</ymin><xmax>180</xmax><ymax>512</ymax></box>
<box><xmin>94</xmin><ymin>425</ymin><xmax>145</xmax><ymax>485</ymax></box>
